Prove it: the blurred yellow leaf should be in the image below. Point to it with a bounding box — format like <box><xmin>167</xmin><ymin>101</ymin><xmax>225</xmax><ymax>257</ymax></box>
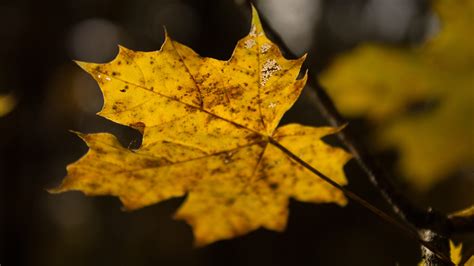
<box><xmin>450</xmin><ymin>240</ymin><xmax>463</xmax><ymax>265</ymax></box>
<box><xmin>320</xmin><ymin>46</ymin><xmax>431</xmax><ymax>121</ymax></box>
<box><xmin>320</xmin><ymin>0</ymin><xmax>474</xmax><ymax>190</ymax></box>
<box><xmin>51</xmin><ymin>8</ymin><xmax>351</xmax><ymax>246</ymax></box>
<box><xmin>466</xmin><ymin>256</ymin><xmax>474</xmax><ymax>266</ymax></box>
<box><xmin>450</xmin><ymin>205</ymin><xmax>474</xmax><ymax>218</ymax></box>
<box><xmin>0</xmin><ymin>94</ymin><xmax>16</xmax><ymax>117</ymax></box>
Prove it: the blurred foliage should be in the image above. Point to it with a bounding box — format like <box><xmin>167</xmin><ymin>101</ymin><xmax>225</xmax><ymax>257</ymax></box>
<box><xmin>320</xmin><ymin>0</ymin><xmax>474</xmax><ymax>190</ymax></box>
<box><xmin>449</xmin><ymin>241</ymin><xmax>463</xmax><ymax>266</ymax></box>
<box><xmin>0</xmin><ymin>94</ymin><xmax>16</xmax><ymax>117</ymax></box>
<box><xmin>467</xmin><ymin>255</ymin><xmax>474</xmax><ymax>266</ymax></box>
<box><xmin>450</xmin><ymin>205</ymin><xmax>474</xmax><ymax>218</ymax></box>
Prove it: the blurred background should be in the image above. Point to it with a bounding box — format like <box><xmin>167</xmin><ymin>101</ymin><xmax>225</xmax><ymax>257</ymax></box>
<box><xmin>0</xmin><ymin>0</ymin><xmax>472</xmax><ymax>265</ymax></box>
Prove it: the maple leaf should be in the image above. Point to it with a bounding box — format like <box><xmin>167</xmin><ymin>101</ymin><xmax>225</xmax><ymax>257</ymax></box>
<box><xmin>51</xmin><ymin>7</ymin><xmax>351</xmax><ymax>245</ymax></box>
<box><xmin>319</xmin><ymin>0</ymin><xmax>474</xmax><ymax>190</ymax></box>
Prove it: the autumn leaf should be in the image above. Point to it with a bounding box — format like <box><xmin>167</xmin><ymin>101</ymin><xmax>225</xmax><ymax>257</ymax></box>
<box><xmin>0</xmin><ymin>93</ymin><xmax>16</xmax><ymax>117</ymax></box>
<box><xmin>51</xmin><ymin>7</ymin><xmax>351</xmax><ymax>246</ymax></box>
<box><xmin>319</xmin><ymin>0</ymin><xmax>474</xmax><ymax>190</ymax></box>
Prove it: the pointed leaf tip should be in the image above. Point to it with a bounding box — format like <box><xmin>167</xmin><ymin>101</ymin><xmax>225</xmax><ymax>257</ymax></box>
<box><xmin>301</xmin><ymin>53</ymin><xmax>308</xmax><ymax>61</ymax></box>
<box><xmin>46</xmin><ymin>187</ymin><xmax>60</xmax><ymax>194</ymax></box>
<box><xmin>164</xmin><ymin>28</ymin><xmax>172</xmax><ymax>43</ymax></box>
<box><xmin>161</xmin><ymin>25</ymin><xmax>170</xmax><ymax>42</ymax></box>
<box><xmin>74</xmin><ymin>60</ymin><xmax>92</xmax><ymax>72</ymax></box>
<box><xmin>68</xmin><ymin>130</ymin><xmax>87</xmax><ymax>140</ymax></box>
<box><xmin>117</xmin><ymin>44</ymin><xmax>132</xmax><ymax>54</ymax></box>
<box><xmin>250</xmin><ymin>5</ymin><xmax>265</xmax><ymax>37</ymax></box>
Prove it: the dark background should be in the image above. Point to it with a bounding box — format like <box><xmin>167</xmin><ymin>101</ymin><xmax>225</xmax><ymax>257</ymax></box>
<box><xmin>0</xmin><ymin>0</ymin><xmax>472</xmax><ymax>265</ymax></box>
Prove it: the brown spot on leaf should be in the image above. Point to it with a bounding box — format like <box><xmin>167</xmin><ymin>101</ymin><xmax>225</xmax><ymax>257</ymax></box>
<box><xmin>269</xmin><ymin>183</ymin><xmax>279</xmax><ymax>190</ymax></box>
<box><xmin>228</xmin><ymin>86</ymin><xmax>244</xmax><ymax>99</ymax></box>
<box><xmin>142</xmin><ymin>157</ymin><xmax>171</xmax><ymax>168</ymax></box>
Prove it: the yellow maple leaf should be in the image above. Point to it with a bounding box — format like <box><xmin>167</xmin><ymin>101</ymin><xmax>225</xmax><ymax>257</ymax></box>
<box><xmin>0</xmin><ymin>93</ymin><xmax>16</xmax><ymax>117</ymax></box>
<box><xmin>51</xmin><ymin>7</ymin><xmax>351</xmax><ymax>246</ymax></box>
<box><xmin>319</xmin><ymin>0</ymin><xmax>474</xmax><ymax>190</ymax></box>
